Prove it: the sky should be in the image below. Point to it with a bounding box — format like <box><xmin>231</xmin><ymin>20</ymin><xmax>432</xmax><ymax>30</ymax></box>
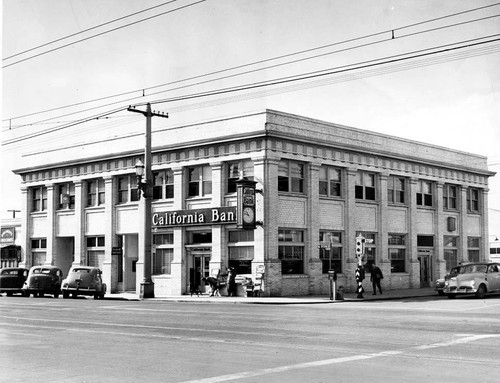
<box><xmin>1</xmin><ymin>0</ymin><xmax>500</xmax><ymax>228</ymax></box>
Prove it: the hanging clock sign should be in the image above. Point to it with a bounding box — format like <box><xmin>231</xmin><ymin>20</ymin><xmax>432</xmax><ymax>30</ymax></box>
<box><xmin>235</xmin><ymin>177</ymin><xmax>257</xmax><ymax>229</ymax></box>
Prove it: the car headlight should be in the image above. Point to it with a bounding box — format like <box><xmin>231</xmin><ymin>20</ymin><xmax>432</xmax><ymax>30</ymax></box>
<box><xmin>445</xmin><ymin>281</ymin><xmax>449</xmax><ymax>286</ymax></box>
<box><xmin>470</xmin><ymin>280</ymin><xmax>475</xmax><ymax>287</ymax></box>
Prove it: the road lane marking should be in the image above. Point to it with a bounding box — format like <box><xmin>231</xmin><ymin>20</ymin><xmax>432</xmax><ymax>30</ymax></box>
<box><xmin>177</xmin><ymin>334</ymin><xmax>500</xmax><ymax>383</ymax></box>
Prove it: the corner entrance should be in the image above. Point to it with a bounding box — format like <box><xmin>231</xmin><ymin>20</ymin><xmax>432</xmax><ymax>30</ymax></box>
<box><xmin>188</xmin><ymin>249</ymin><xmax>211</xmax><ymax>294</ymax></box>
<box><xmin>417</xmin><ymin>252</ymin><xmax>432</xmax><ymax>288</ymax></box>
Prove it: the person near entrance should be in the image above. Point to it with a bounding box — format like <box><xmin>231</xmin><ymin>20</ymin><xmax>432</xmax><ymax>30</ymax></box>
<box><xmin>370</xmin><ymin>263</ymin><xmax>383</xmax><ymax>295</ymax></box>
<box><xmin>202</xmin><ymin>276</ymin><xmax>220</xmax><ymax>297</ymax></box>
<box><xmin>227</xmin><ymin>267</ymin><xmax>237</xmax><ymax>297</ymax></box>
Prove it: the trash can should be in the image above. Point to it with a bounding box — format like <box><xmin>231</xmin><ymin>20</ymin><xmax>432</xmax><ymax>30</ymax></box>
<box><xmin>336</xmin><ymin>286</ymin><xmax>344</xmax><ymax>300</ymax></box>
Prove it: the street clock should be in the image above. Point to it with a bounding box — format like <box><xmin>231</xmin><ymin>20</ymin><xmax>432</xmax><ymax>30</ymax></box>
<box><xmin>236</xmin><ymin>177</ymin><xmax>257</xmax><ymax>229</ymax></box>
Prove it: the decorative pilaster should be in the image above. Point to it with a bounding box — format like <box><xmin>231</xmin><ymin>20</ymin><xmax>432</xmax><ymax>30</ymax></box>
<box><xmin>73</xmin><ymin>180</ymin><xmax>84</xmax><ymax>266</ymax></box>
<box><xmin>19</xmin><ymin>186</ymin><xmax>30</xmax><ymax>268</ymax></box>
<box><xmin>171</xmin><ymin>166</ymin><xmax>185</xmax><ymax>295</ymax></box>
<box><xmin>434</xmin><ymin>182</ymin><xmax>446</xmax><ymax>279</ymax></box>
<box><xmin>45</xmin><ymin>184</ymin><xmax>56</xmax><ymax>266</ymax></box>
<box><xmin>102</xmin><ymin>176</ymin><xmax>115</xmax><ymax>292</ymax></box>
<box><xmin>481</xmin><ymin>188</ymin><xmax>490</xmax><ymax>262</ymax></box>
<box><xmin>408</xmin><ymin>178</ymin><xmax>420</xmax><ymax>288</ymax></box>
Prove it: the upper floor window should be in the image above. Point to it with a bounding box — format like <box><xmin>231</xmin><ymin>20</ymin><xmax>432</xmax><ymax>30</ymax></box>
<box><xmin>152</xmin><ymin>169</ymin><xmax>174</xmax><ymax>200</ymax></box>
<box><xmin>319</xmin><ymin>166</ymin><xmax>342</xmax><ymax>197</ymax></box>
<box><xmin>388</xmin><ymin>176</ymin><xmax>405</xmax><ymax>204</ymax></box>
<box><xmin>355</xmin><ymin>171</ymin><xmax>375</xmax><ymax>200</ymax></box>
<box><xmin>278</xmin><ymin>160</ymin><xmax>304</xmax><ymax>193</ymax></box>
<box><xmin>86</xmin><ymin>179</ymin><xmax>105</xmax><ymax>207</ymax></box>
<box><xmin>467</xmin><ymin>188</ymin><xmax>480</xmax><ymax>212</ymax></box>
<box><xmin>117</xmin><ymin>175</ymin><xmax>139</xmax><ymax>204</ymax></box>
<box><xmin>32</xmin><ymin>186</ymin><xmax>47</xmax><ymax>212</ymax></box>
<box><xmin>227</xmin><ymin>160</ymin><xmax>254</xmax><ymax>194</ymax></box>
<box><xmin>188</xmin><ymin>165</ymin><xmax>212</xmax><ymax>197</ymax></box>
<box><xmin>443</xmin><ymin>184</ymin><xmax>458</xmax><ymax>210</ymax></box>
<box><xmin>416</xmin><ymin>180</ymin><xmax>433</xmax><ymax>207</ymax></box>
<box><xmin>58</xmin><ymin>183</ymin><xmax>75</xmax><ymax>210</ymax></box>
<box><xmin>278</xmin><ymin>229</ymin><xmax>305</xmax><ymax>274</ymax></box>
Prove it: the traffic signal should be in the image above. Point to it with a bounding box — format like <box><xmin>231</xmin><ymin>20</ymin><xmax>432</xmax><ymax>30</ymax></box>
<box><xmin>355</xmin><ymin>235</ymin><xmax>365</xmax><ymax>256</ymax></box>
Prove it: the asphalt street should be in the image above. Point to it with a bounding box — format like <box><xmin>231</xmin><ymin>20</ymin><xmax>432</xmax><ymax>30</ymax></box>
<box><xmin>1</xmin><ymin>295</ymin><xmax>499</xmax><ymax>382</ymax></box>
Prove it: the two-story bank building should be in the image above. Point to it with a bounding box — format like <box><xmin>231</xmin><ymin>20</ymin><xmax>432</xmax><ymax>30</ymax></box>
<box><xmin>13</xmin><ymin>110</ymin><xmax>495</xmax><ymax>296</ymax></box>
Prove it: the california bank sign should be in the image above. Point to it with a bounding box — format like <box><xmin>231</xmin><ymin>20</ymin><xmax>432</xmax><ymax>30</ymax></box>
<box><xmin>152</xmin><ymin>207</ymin><xmax>237</xmax><ymax>227</ymax></box>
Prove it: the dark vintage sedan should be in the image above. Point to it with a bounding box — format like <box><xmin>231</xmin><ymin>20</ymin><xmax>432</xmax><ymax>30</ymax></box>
<box><xmin>61</xmin><ymin>266</ymin><xmax>106</xmax><ymax>299</ymax></box>
<box><xmin>0</xmin><ymin>267</ymin><xmax>29</xmax><ymax>296</ymax></box>
<box><xmin>22</xmin><ymin>266</ymin><xmax>63</xmax><ymax>298</ymax></box>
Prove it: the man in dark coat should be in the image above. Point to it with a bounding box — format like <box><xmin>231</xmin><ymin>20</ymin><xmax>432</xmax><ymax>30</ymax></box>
<box><xmin>227</xmin><ymin>267</ymin><xmax>237</xmax><ymax>297</ymax></box>
<box><xmin>370</xmin><ymin>263</ymin><xmax>383</xmax><ymax>295</ymax></box>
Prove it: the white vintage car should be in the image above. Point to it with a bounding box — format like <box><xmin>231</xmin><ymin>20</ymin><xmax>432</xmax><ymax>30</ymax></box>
<box><xmin>443</xmin><ymin>262</ymin><xmax>500</xmax><ymax>299</ymax></box>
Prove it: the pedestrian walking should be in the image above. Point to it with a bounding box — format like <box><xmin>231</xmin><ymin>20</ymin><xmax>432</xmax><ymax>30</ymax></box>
<box><xmin>202</xmin><ymin>276</ymin><xmax>220</xmax><ymax>296</ymax></box>
<box><xmin>227</xmin><ymin>267</ymin><xmax>237</xmax><ymax>297</ymax></box>
<box><xmin>370</xmin><ymin>263</ymin><xmax>383</xmax><ymax>295</ymax></box>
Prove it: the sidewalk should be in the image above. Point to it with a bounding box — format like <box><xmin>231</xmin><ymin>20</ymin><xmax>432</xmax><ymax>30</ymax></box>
<box><xmin>107</xmin><ymin>287</ymin><xmax>438</xmax><ymax>304</ymax></box>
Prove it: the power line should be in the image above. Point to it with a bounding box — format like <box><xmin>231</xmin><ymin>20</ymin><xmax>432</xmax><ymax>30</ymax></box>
<box><xmin>3</xmin><ymin>34</ymin><xmax>498</xmax><ymax>149</ymax></box>
<box><xmin>3</xmin><ymin>0</ymin><xmax>179</xmax><ymax>61</ymax></box>
<box><xmin>3</xmin><ymin>4</ymin><xmax>499</xmax><ymax>124</ymax></box>
<box><xmin>2</xmin><ymin>0</ymin><xmax>207</xmax><ymax>69</ymax></box>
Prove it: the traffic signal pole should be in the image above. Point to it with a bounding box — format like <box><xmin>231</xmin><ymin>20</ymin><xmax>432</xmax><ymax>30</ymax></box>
<box><xmin>127</xmin><ymin>103</ymin><xmax>168</xmax><ymax>299</ymax></box>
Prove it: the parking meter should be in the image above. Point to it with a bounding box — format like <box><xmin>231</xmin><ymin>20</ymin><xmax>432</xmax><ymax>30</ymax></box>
<box><xmin>328</xmin><ymin>269</ymin><xmax>336</xmax><ymax>300</ymax></box>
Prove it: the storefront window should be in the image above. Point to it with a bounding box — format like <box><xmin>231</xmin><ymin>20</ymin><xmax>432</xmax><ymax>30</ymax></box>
<box><xmin>228</xmin><ymin>230</ymin><xmax>254</xmax><ymax>275</ymax></box>
<box><xmin>467</xmin><ymin>237</ymin><xmax>480</xmax><ymax>263</ymax></box>
<box><xmin>278</xmin><ymin>229</ymin><xmax>304</xmax><ymax>274</ymax></box>
<box><xmin>318</xmin><ymin>231</ymin><xmax>342</xmax><ymax>273</ymax></box>
<box><xmin>388</xmin><ymin>234</ymin><xmax>406</xmax><ymax>273</ymax></box>
<box><xmin>444</xmin><ymin>235</ymin><xmax>458</xmax><ymax>271</ymax></box>
<box><xmin>87</xmin><ymin>236</ymin><xmax>105</xmax><ymax>269</ymax></box>
<box><xmin>153</xmin><ymin>233</ymin><xmax>174</xmax><ymax>275</ymax></box>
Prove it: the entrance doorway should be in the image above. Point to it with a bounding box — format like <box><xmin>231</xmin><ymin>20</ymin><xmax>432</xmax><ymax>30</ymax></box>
<box><xmin>189</xmin><ymin>251</ymin><xmax>211</xmax><ymax>294</ymax></box>
<box><xmin>418</xmin><ymin>254</ymin><xmax>431</xmax><ymax>287</ymax></box>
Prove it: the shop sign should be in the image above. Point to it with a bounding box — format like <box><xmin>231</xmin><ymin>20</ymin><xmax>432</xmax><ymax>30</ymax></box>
<box><xmin>112</xmin><ymin>247</ymin><xmax>123</xmax><ymax>256</ymax></box>
<box><xmin>1</xmin><ymin>227</ymin><xmax>15</xmax><ymax>244</ymax></box>
<box><xmin>152</xmin><ymin>207</ymin><xmax>237</xmax><ymax>227</ymax></box>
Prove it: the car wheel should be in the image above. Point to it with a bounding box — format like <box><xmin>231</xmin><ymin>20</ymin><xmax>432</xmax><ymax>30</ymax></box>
<box><xmin>475</xmin><ymin>285</ymin><xmax>486</xmax><ymax>299</ymax></box>
<box><xmin>63</xmin><ymin>291</ymin><xmax>69</xmax><ymax>299</ymax></box>
<box><xmin>438</xmin><ymin>290</ymin><xmax>444</xmax><ymax>296</ymax></box>
<box><xmin>6</xmin><ymin>292</ymin><xmax>13</xmax><ymax>297</ymax></box>
<box><xmin>38</xmin><ymin>292</ymin><xmax>44</xmax><ymax>298</ymax></box>
<box><xmin>94</xmin><ymin>294</ymin><xmax>99</xmax><ymax>300</ymax></box>
<box><xmin>54</xmin><ymin>293</ymin><xmax>59</xmax><ymax>299</ymax></box>
<box><xmin>72</xmin><ymin>293</ymin><xmax>77</xmax><ymax>299</ymax></box>
<box><xmin>447</xmin><ymin>294</ymin><xmax>456</xmax><ymax>299</ymax></box>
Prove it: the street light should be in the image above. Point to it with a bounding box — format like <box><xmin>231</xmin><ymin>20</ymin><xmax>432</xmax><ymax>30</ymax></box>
<box><xmin>135</xmin><ymin>160</ymin><xmax>146</xmax><ymax>199</ymax></box>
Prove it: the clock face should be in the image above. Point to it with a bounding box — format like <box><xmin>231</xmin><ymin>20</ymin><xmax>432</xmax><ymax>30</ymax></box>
<box><xmin>242</xmin><ymin>207</ymin><xmax>255</xmax><ymax>224</ymax></box>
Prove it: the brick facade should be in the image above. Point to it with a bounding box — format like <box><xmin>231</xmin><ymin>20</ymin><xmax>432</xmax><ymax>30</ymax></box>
<box><xmin>13</xmin><ymin>110</ymin><xmax>495</xmax><ymax>296</ymax></box>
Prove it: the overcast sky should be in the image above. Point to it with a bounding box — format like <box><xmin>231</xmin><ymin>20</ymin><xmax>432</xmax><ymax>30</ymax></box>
<box><xmin>2</xmin><ymin>0</ymin><xmax>500</xmax><ymax>221</ymax></box>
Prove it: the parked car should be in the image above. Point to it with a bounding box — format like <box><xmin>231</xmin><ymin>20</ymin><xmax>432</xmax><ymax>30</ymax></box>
<box><xmin>22</xmin><ymin>266</ymin><xmax>63</xmax><ymax>298</ymax></box>
<box><xmin>443</xmin><ymin>262</ymin><xmax>500</xmax><ymax>299</ymax></box>
<box><xmin>435</xmin><ymin>265</ymin><xmax>461</xmax><ymax>296</ymax></box>
<box><xmin>0</xmin><ymin>267</ymin><xmax>29</xmax><ymax>296</ymax></box>
<box><xmin>61</xmin><ymin>266</ymin><xmax>106</xmax><ymax>299</ymax></box>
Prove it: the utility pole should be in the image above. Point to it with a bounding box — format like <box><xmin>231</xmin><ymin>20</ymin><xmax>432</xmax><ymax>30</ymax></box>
<box><xmin>127</xmin><ymin>103</ymin><xmax>168</xmax><ymax>298</ymax></box>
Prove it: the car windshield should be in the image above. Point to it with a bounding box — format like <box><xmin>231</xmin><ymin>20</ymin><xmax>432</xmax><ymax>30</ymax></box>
<box><xmin>72</xmin><ymin>268</ymin><xmax>90</xmax><ymax>273</ymax></box>
<box><xmin>463</xmin><ymin>264</ymin><xmax>487</xmax><ymax>273</ymax></box>
<box><xmin>1</xmin><ymin>270</ymin><xmax>18</xmax><ymax>275</ymax></box>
